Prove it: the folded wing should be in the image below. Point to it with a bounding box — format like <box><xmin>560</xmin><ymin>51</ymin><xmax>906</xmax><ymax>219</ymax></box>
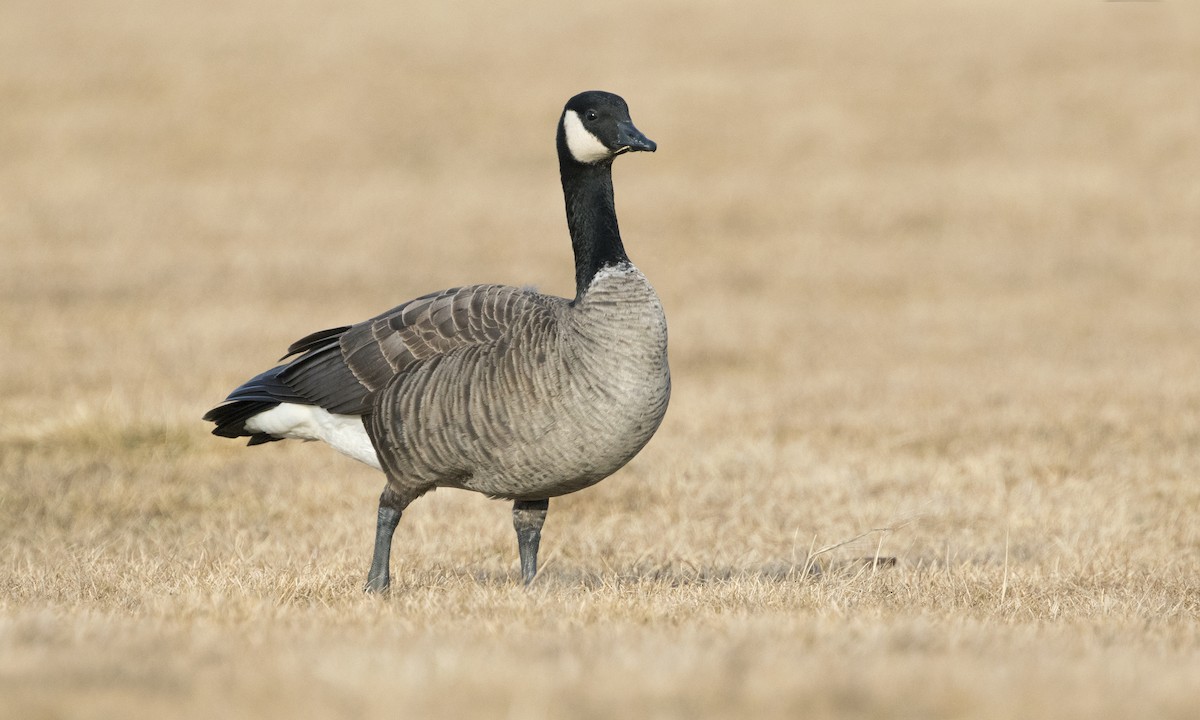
<box><xmin>204</xmin><ymin>284</ymin><xmax>554</xmax><ymax>439</ymax></box>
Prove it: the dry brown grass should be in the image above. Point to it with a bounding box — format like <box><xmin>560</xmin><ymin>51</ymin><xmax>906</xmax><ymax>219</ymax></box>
<box><xmin>3</xmin><ymin>1</ymin><xmax>1200</xmax><ymax>717</ymax></box>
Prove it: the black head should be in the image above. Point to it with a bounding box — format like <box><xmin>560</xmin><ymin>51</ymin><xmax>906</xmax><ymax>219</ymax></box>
<box><xmin>557</xmin><ymin>91</ymin><xmax>656</xmax><ymax>166</ymax></box>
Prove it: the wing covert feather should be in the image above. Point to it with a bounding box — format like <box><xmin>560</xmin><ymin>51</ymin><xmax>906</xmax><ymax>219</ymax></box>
<box><xmin>266</xmin><ymin>285</ymin><xmax>558</xmax><ymax>416</ymax></box>
<box><xmin>335</xmin><ymin>284</ymin><xmax>558</xmax><ymax>398</ymax></box>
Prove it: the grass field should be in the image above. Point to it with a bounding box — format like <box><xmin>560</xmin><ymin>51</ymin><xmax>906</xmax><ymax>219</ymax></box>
<box><xmin>3</xmin><ymin>1</ymin><xmax>1199</xmax><ymax>717</ymax></box>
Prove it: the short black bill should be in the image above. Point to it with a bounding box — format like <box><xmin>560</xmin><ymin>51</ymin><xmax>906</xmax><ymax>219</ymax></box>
<box><xmin>614</xmin><ymin>120</ymin><xmax>656</xmax><ymax>154</ymax></box>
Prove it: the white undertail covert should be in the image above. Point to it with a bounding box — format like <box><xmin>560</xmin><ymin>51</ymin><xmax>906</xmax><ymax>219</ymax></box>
<box><xmin>245</xmin><ymin>403</ymin><xmax>382</xmax><ymax>470</ymax></box>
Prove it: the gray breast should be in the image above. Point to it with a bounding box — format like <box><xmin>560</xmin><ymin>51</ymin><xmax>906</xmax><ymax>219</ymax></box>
<box><xmin>369</xmin><ymin>263</ymin><xmax>670</xmax><ymax>500</ymax></box>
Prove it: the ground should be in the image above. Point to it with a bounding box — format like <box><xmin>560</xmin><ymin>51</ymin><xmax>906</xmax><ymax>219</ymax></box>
<box><xmin>2</xmin><ymin>1</ymin><xmax>1199</xmax><ymax>718</ymax></box>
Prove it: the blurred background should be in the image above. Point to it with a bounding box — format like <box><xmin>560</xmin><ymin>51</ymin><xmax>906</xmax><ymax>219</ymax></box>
<box><xmin>4</xmin><ymin>1</ymin><xmax>1197</xmax><ymax>431</ymax></box>
<box><xmin>2</xmin><ymin>1</ymin><xmax>1199</xmax><ymax>717</ymax></box>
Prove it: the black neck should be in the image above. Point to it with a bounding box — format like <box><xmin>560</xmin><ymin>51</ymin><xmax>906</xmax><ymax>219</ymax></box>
<box><xmin>559</xmin><ymin>158</ymin><xmax>629</xmax><ymax>301</ymax></box>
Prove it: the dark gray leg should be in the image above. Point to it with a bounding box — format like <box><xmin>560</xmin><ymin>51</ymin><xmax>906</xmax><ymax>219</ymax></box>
<box><xmin>364</xmin><ymin>486</ymin><xmax>408</xmax><ymax>594</ymax></box>
<box><xmin>512</xmin><ymin>499</ymin><xmax>549</xmax><ymax>585</ymax></box>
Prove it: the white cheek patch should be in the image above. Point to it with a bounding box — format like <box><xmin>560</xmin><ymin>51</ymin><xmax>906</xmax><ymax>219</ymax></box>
<box><xmin>563</xmin><ymin>110</ymin><xmax>611</xmax><ymax>164</ymax></box>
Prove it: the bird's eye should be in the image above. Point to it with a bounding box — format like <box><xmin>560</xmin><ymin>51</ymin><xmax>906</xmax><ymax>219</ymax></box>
<box><xmin>584</xmin><ymin>110</ymin><xmax>599</xmax><ymax>122</ymax></box>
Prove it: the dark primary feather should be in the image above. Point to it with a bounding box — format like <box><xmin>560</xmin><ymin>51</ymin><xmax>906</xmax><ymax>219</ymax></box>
<box><xmin>282</xmin><ymin>325</ymin><xmax>353</xmax><ymax>360</ymax></box>
<box><xmin>203</xmin><ymin>284</ymin><xmax>557</xmax><ymax>440</ymax></box>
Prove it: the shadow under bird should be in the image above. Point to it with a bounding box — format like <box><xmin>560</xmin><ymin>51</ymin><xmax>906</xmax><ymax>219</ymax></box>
<box><xmin>203</xmin><ymin>91</ymin><xmax>670</xmax><ymax>592</ymax></box>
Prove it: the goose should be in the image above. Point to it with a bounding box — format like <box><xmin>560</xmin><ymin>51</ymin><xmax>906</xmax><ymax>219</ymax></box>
<box><xmin>204</xmin><ymin>90</ymin><xmax>670</xmax><ymax>593</ymax></box>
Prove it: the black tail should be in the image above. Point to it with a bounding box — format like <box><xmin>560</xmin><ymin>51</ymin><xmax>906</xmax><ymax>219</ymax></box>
<box><xmin>205</xmin><ymin>324</ymin><xmax>365</xmax><ymax>446</ymax></box>
<box><xmin>203</xmin><ymin>365</ymin><xmax>309</xmax><ymax>444</ymax></box>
